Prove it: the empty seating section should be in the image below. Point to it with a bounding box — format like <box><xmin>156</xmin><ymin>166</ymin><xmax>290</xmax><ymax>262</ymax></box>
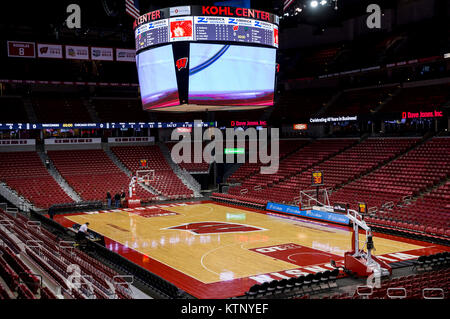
<box><xmin>111</xmin><ymin>145</ymin><xmax>193</xmax><ymax>199</ymax></box>
<box><xmin>227</xmin><ymin>140</ymin><xmax>309</xmax><ymax>183</ymax></box>
<box><xmin>325</xmin><ymin>87</ymin><xmax>397</xmax><ymax>116</ymax></box>
<box><xmin>47</xmin><ymin>149</ymin><xmax>155</xmax><ymax>202</ymax></box>
<box><xmin>382</xmin><ymin>83</ymin><xmax>450</xmax><ymax>113</ymax></box>
<box><xmin>31</xmin><ymin>95</ymin><xmax>91</xmax><ymax>123</ymax></box>
<box><xmin>301</xmin><ymin>46</ymin><xmax>341</xmax><ymax>75</ymax></box>
<box><xmin>353</xmin><ymin>268</ymin><xmax>450</xmax><ymax>299</ymax></box>
<box><xmin>365</xmin><ymin>181</ymin><xmax>450</xmax><ymax>237</ymax></box>
<box><xmin>0</xmin><ymin>152</ymin><xmax>73</xmax><ymax>209</ymax></box>
<box><xmin>330</xmin><ymin>138</ymin><xmax>450</xmax><ymax>211</ymax></box>
<box><xmin>0</xmin><ymin>208</ymin><xmax>133</xmax><ymax>299</ymax></box>
<box><xmin>166</xmin><ymin>142</ymin><xmax>210</xmax><ymax>173</ymax></box>
<box><xmin>273</xmin><ymin>88</ymin><xmax>335</xmax><ymax>119</ymax></box>
<box><xmin>0</xmin><ymin>97</ymin><xmax>28</xmax><ymax>122</ymax></box>
<box><xmin>256</xmin><ymin>138</ymin><xmax>419</xmax><ymax>204</ymax></box>
<box><xmin>91</xmin><ymin>98</ymin><xmax>149</xmax><ymax>122</ymax></box>
<box><xmin>228</xmin><ymin>139</ymin><xmax>355</xmax><ymax>203</ymax></box>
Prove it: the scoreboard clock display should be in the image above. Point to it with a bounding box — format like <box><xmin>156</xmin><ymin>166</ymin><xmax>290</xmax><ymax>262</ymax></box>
<box><xmin>312</xmin><ymin>171</ymin><xmax>324</xmax><ymax>186</ymax></box>
<box><xmin>358</xmin><ymin>202</ymin><xmax>367</xmax><ymax>214</ymax></box>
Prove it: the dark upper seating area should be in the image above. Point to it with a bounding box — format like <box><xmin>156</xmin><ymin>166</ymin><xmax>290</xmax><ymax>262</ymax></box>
<box><xmin>0</xmin><ymin>97</ymin><xmax>29</xmax><ymax>122</ymax></box>
<box><xmin>31</xmin><ymin>93</ymin><xmax>92</xmax><ymax>123</ymax></box>
<box><xmin>325</xmin><ymin>86</ymin><xmax>398</xmax><ymax>116</ymax></box>
<box><xmin>379</xmin><ymin>83</ymin><xmax>450</xmax><ymax>114</ymax></box>
<box><xmin>90</xmin><ymin>98</ymin><xmax>149</xmax><ymax>122</ymax></box>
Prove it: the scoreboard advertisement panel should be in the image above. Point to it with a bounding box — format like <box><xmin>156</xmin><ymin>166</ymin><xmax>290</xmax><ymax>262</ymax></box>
<box><xmin>135</xmin><ymin>19</ymin><xmax>170</xmax><ymax>51</ymax></box>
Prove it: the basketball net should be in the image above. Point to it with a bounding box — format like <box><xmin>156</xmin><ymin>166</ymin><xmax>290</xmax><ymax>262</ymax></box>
<box><xmin>294</xmin><ymin>188</ymin><xmax>332</xmax><ymax>209</ymax></box>
<box><xmin>129</xmin><ymin>170</ymin><xmax>155</xmax><ymax>198</ymax></box>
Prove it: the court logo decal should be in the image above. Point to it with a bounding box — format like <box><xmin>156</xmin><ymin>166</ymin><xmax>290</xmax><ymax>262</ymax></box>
<box><xmin>166</xmin><ymin>221</ymin><xmax>266</xmax><ymax>235</ymax></box>
<box><xmin>130</xmin><ymin>208</ymin><xmax>179</xmax><ymax>218</ymax></box>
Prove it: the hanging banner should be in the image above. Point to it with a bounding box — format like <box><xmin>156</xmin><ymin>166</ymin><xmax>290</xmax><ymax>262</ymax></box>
<box><xmin>116</xmin><ymin>48</ymin><xmax>136</xmax><ymax>62</ymax></box>
<box><xmin>7</xmin><ymin>41</ymin><xmax>35</xmax><ymax>58</ymax></box>
<box><xmin>37</xmin><ymin>43</ymin><xmax>63</xmax><ymax>59</ymax></box>
<box><xmin>90</xmin><ymin>47</ymin><xmax>114</xmax><ymax>61</ymax></box>
<box><xmin>65</xmin><ymin>45</ymin><xmax>89</xmax><ymax>60</ymax></box>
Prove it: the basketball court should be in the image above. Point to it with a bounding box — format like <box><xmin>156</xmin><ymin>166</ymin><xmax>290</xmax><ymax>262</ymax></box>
<box><xmin>52</xmin><ymin>201</ymin><xmax>449</xmax><ymax>298</ymax></box>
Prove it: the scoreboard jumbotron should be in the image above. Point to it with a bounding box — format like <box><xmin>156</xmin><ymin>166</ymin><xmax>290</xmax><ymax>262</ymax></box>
<box><xmin>133</xmin><ymin>5</ymin><xmax>279</xmax><ymax>112</ymax></box>
<box><xmin>134</xmin><ymin>6</ymin><xmax>279</xmax><ymax>52</ymax></box>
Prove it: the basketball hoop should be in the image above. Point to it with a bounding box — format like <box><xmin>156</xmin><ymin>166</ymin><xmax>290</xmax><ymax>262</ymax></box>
<box><xmin>136</xmin><ymin>169</ymin><xmax>155</xmax><ymax>185</ymax></box>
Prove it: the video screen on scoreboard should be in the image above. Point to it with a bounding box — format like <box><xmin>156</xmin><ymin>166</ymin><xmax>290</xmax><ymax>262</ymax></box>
<box><xmin>188</xmin><ymin>43</ymin><xmax>276</xmax><ymax>106</ymax></box>
<box><xmin>136</xmin><ymin>44</ymin><xmax>180</xmax><ymax>110</ymax></box>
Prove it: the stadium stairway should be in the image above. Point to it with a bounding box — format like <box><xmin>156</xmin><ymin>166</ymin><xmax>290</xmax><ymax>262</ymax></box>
<box><xmin>372</xmin><ymin>85</ymin><xmax>402</xmax><ymax>113</ymax></box>
<box><xmin>36</xmin><ymin>149</ymin><xmax>83</xmax><ymax>203</ymax></box>
<box><xmin>223</xmin><ymin>163</ymin><xmax>242</xmax><ymax>184</ymax></box>
<box><xmin>0</xmin><ymin>182</ymin><xmax>35</xmax><ymax>212</ymax></box>
<box><xmin>158</xmin><ymin>143</ymin><xmax>202</xmax><ymax>197</ymax></box>
<box><xmin>102</xmin><ymin>143</ymin><xmax>133</xmax><ymax>177</ymax></box>
<box><xmin>227</xmin><ymin>139</ymin><xmax>313</xmax><ymax>185</ymax></box>
<box><xmin>267</xmin><ymin>137</ymin><xmax>362</xmax><ymax>191</ymax></box>
<box><xmin>103</xmin><ymin>142</ymin><xmax>166</xmax><ymax>200</ymax></box>
<box><xmin>314</xmin><ymin>91</ymin><xmax>342</xmax><ymax>117</ymax></box>
<box><xmin>106</xmin><ymin>143</ymin><xmax>167</xmax><ymax>200</ymax></box>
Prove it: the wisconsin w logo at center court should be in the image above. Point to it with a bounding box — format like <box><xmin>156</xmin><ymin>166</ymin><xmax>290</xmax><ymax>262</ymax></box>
<box><xmin>166</xmin><ymin>221</ymin><xmax>265</xmax><ymax>235</ymax></box>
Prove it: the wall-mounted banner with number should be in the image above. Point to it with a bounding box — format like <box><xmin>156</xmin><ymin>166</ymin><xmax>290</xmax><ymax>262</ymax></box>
<box><xmin>7</xmin><ymin>41</ymin><xmax>35</xmax><ymax>58</ymax></box>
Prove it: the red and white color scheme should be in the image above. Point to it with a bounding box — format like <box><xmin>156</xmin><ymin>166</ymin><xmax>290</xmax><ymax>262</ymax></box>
<box><xmin>7</xmin><ymin>41</ymin><xmax>35</xmax><ymax>58</ymax></box>
<box><xmin>125</xmin><ymin>0</ymin><xmax>140</xmax><ymax>19</ymax></box>
<box><xmin>128</xmin><ymin>169</ymin><xmax>155</xmax><ymax>208</ymax></box>
<box><xmin>344</xmin><ymin>208</ymin><xmax>392</xmax><ymax>277</ymax></box>
<box><xmin>283</xmin><ymin>0</ymin><xmax>295</xmax><ymax>12</ymax></box>
<box><xmin>169</xmin><ymin>17</ymin><xmax>194</xmax><ymax>41</ymax></box>
<box><xmin>176</xmin><ymin>57</ymin><xmax>189</xmax><ymax>71</ymax></box>
<box><xmin>166</xmin><ymin>221</ymin><xmax>266</xmax><ymax>235</ymax></box>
